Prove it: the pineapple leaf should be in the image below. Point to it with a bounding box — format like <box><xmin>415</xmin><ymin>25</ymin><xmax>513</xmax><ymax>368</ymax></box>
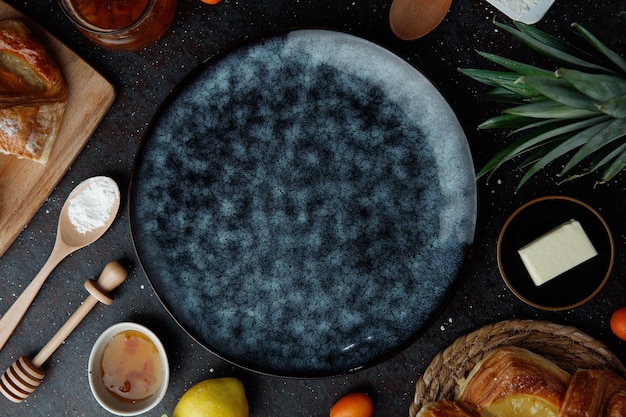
<box><xmin>478</xmin><ymin>113</ymin><xmax>538</xmax><ymax>130</ymax></box>
<box><xmin>458</xmin><ymin>68</ymin><xmax>541</xmax><ymax>97</ymax></box>
<box><xmin>511</xmin><ymin>114</ymin><xmax>609</xmax><ymax>135</ymax></box>
<box><xmin>476</xmin><ymin>136</ymin><xmax>527</xmax><ymax>179</ymax></box>
<box><xmin>462</xmin><ymin>19</ymin><xmax>626</xmax><ymax>188</ymax></box>
<box><xmin>556</xmin><ymin>68</ymin><xmax>626</xmax><ymax>101</ymax></box>
<box><xmin>476</xmin><ymin>130</ymin><xmax>556</xmax><ymax>181</ymax></box>
<box><xmin>482</xmin><ymin>87</ymin><xmax>528</xmax><ymax>104</ymax></box>
<box><xmin>494</xmin><ymin>20</ymin><xmax>615</xmax><ymax>73</ymax></box>
<box><xmin>598</xmin><ymin>92</ymin><xmax>626</xmax><ymax>118</ymax></box>
<box><xmin>509</xmin><ymin>118</ymin><xmax>567</xmax><ymax>135</ymax></box>
<box><xmin>513</xmin><ymin>21</ymin><xmax>597</xmax><ymax>63</ymax></box>
<box><xmin>560</xmin><ymin>118</ymin><xmax>626</xmax><ymax>175</ymax></box>
<box><xmin>591</xmin><ymin>142</ymin><xmax>626</xmax><ymax>174</ymax></box>
<box><xmin>547</xmin><ymin>137</ymin><xmax>624</xmax><ymax>184</ymax></box>
<box><xmin>572</xmin><ymin>23</ymin><xmax>626</xmax><ymax>73</ymax></box>
<box><xmin>480</xmin><ymin>118</ymin><xmax>602</xmax><ymax>181</ymax></box>
<box><xmin>457</xmin><ymin>68</ymin><xmax>516</xmax><ymax>87</ymax></box>
<box><xmin>557</xmin><ymin>170</ymin><xmax>591</xmax><ymax>184</ymax></box>
<box><xmin>518</xmin><ymin>119</ymin><xmax>612</xmax><ymax>189</ymax></box>
<box><xmin>566</xmin><ymin>142</ymin><xmax>626</xmax><ymax>184</ymax></box>
<box><xmin>601</xmin><ymin>145</ymin><xmax>626</xmax><ymax>182</ymax></box>
<box><xmin>521</xmin><ymin>75</ymin><xmax>599</xmax><ymax>111</ymax></box>
<box><xmin>516</xmin><ymin>144</ymin><xmax>555</xmax><ymax>170</ymax></box>
<box><xmin>504</xmin><ymin>100</ymin><xmax>601</xmax><ymax>119</ymax></box>
<box><xmin>475</xmin><ymin>51</ymin><xmax>553</xmax><ymax>76</ymax></box>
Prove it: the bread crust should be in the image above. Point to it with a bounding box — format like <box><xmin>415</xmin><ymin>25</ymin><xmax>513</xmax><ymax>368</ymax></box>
<box><xmin>561</xmin><ymin>369</ymin><xmax>626</xmax><ymax>417</ymax></box>
<box><xmin>416</xmin><ymin>400</ymin><xmax>481</xmax><ymax>417</ymax></box>
<box><xmin>415</xmin><ymin>347</ymin><xmax>626</xmax><ymax>417</ymax></box>
<box><xmin>456</xmin><ymin>346</ymin><xmax>570</xmax><ymax>409</ymax></box>
<box><xmin>0</xmin><ymin>18</ymin><xmax>67</xmax><ymax>163</ymax></box>
<box><xmin>606</xmin><ymin>389</ymin><xmax>626</xmax><ymax>417</ymax></box>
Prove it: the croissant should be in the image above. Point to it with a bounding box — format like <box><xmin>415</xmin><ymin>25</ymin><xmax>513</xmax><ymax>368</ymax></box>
<box><xmin>415</xmin><ymin>347</ymin><xmax>626</xmax><ymax>417</ymax></box>
<box><xmin>606</xmin><ymin>389</ymin><xmax>626</xmax><ymax>417</ymax></box>
<box><xmin>416</xmin><ymin>400</ymin><xmax>481</xmax><ymax>417</ymax></box>
<box><xmin>0</xmin><ymin>18</ymin><xmax>67</xmax><ymax>163</ymax></box>
<box><xmin>457</xmin><ymin>346</ymin><xmax>570</xmax><ymax>410</ymax></box>
<box><xmin>561</xmin><ymin>369</ymin><xmax>626</xmax><ymax>417</ymax></box>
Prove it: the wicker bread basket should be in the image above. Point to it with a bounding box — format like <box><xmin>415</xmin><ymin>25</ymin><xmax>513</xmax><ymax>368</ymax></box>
<box><xmin>409</xmin><ymin>319</ymin><xmax>626</xmax><ymax>417</ymax></box>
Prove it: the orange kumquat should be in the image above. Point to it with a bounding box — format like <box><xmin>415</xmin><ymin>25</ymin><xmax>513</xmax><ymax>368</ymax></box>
<box><xmin>330</xmin><ymin>392</ymin><xmax>374</xmax><ymax>417</ymax></box>
<box><xmin>610</xmin><ymin>306</ymin><xmax>626</xmax><ymax>341</ymax></box>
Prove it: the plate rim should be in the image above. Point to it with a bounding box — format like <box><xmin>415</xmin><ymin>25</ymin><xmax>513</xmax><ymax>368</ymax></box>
<box><xmin>128</xmin><ymin>27</ymin><xmax>478</xmax><ymax>377</ymax></box>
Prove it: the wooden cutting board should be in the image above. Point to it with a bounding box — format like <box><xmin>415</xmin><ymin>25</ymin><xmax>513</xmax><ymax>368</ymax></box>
<box><xmin>0</xmin><ymin>1</ymin><xmax>115</xmax><ymax>257</ymax></box>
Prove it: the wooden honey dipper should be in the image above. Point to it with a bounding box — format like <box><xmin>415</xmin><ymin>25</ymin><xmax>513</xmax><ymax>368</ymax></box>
<box><xmin>0</xmin><ymin>260</ymin><xmax>128</xmax><ymax>403</ymax></box>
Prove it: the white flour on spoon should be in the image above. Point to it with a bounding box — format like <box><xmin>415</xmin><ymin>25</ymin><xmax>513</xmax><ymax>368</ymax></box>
<box><xmin>68</xmin><ymin>178</ymin><xmax>118</xmax><ymax>234</ymax></box>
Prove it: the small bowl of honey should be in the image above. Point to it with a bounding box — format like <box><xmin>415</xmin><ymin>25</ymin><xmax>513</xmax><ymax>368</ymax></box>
<box><xmin>88</xmin><ymin>322</ymin><xmax>169</xmax><ymax>416</ymax></box>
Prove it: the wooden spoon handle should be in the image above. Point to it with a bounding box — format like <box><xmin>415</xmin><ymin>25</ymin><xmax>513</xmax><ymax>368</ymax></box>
<box><xmin>0</xmin><ymin>244</ymin><xmax>70</xmax><ymax>352</ymax></box>
<box><xmin>32</xmin><ymin>261</ymin><xmax>127</xmax><ymax>368</ymax></box>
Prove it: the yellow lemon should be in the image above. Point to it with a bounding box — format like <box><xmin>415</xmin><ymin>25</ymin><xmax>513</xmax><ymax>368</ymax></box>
<box><xmin>172</xmin><ymin>377</ymin><xmax>249</xmax><ymax>417</ymax></box>
<box><xmin>482</xmin><ymin>394</ymin><xmax>558</xmax><ymax>417</ymax></box>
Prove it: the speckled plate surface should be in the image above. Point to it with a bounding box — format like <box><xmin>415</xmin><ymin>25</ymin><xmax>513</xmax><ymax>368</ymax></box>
<box><xmin>129</xmin><ymin>29</ymin><xmax>477</xmax><ymax>377</ymax></box>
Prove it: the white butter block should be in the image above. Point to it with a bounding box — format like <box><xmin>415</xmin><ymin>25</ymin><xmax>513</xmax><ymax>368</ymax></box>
<box><xmin>518</xmin><ymin>219</ymin><xmax>597</xmax><ymax>286</ymax></box>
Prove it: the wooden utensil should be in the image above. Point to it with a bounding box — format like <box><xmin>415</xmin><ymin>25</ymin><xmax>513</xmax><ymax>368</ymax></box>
<box><xmin>0</xmin><ymin>177</ymin><xmax>120</xmax><ymax>352</ymax></box>
<box><xmin>0</xmin><ymin>261</ymin><xmax>128</xmax><ymax>403</ymax></box>
<box><xmin>0</xmin><ymin>1</ymin><xmax>116</xmax><ymax>259</ymax></box>
<box><xmin>389</xmin><ymin>0</ymin><xmax>453</xmax><ymax>40</ymax></box>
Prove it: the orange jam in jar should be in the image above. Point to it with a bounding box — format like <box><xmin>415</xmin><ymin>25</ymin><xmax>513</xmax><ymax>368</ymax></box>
<box><xmin>59</xmin><ymin>0</ymin><xmax>177</xmax><ymax>51</ymax></box>
<box><xmin>73</xmin><ymin>0</ymin><xmax>150</xmax><ymax>30</ymax></box>
<box><xmin>100</xmin><ymin>330</ymin><xmax>163</xmax><ymax>402</ymax></box>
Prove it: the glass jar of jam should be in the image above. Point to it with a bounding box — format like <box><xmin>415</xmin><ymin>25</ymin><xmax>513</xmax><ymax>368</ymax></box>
<box><xmin>58</xmin><ymin>0</ymin><xmax>177</xmax><ymax>51</ymax></box>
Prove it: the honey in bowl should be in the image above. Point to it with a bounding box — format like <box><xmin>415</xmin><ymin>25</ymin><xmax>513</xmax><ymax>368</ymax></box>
<box><xmin>100</xmin><ymin>330</ymin><xmax>163</xmax><ymax>403</ymax></box>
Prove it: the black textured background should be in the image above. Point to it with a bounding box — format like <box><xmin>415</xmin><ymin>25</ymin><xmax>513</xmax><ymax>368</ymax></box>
<box><xmin>0</xmin><ymin>1</ymin><xmax>624</xmax><ymax>416</ymax></box>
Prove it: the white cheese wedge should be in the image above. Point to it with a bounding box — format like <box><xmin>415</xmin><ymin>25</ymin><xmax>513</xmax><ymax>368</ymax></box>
<box><xmin>518</xmin><ymin>219</ymin><xmax>597</xmax><ymax>286</ymax></box>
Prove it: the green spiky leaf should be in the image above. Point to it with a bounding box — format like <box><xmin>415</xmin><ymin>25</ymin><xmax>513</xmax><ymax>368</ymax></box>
<box><xmin>517</xmin><ymin>119</ymin><xmax>612</xmax><ymax>189</ymax></box>
<box><xmin>458</xmin><ymin>68</ymin><xmax>542</xmax><ymax>97</ymax></box>
<box><xmin>601</xmin><ymin>146</ymin><xmax>626</xmax><ymax>182</ymax></box>
<box><xmin>556</xmin><ymin>69</ymin><xmax>626</xmax><ymax>101</ymax></box>
<box><xmin>460</xmin><ymin>19</ymin><xmax>626</xmax><ymax>189</ymax></box>
<box><xmin>475</xmin><ymin>51</ymin><xmax>553</xmax><ymax>76</ymax></box>
<box><xmin>572</xmin><ymin>23</ymin><xmax>626</xmax><ymax>72</ymax></box>
<box><xmin>494</xmin><ymin>20</ymin><xmax>615</xmax><ymax>73</ymax></box>
<box><xmin>560</xmin><ymin>118</ymin><xmax>626</xmax><ymax>175</ymax></box>
<box><xmin>598</xmin><ymin>93</ymin><xmax>626</xmax><ymax>118</ymax></box>
<box><xmin>504</xmin><ymin>100</ymin><xmax>600</xmax><ymax>119</ymax></box>
<box><xmin>521</xmin><ymin>75</ymin><xmax>600</xmax><ymax>111</ymax></box>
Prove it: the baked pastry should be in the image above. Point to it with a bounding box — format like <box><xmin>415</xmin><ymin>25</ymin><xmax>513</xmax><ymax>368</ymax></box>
<box><xmin>414</xmin><ymin>346</ymin><xmax>626</xmax><ymax>417</ymax></box>
<box><xmin>0</xmin><ymin>18</ymin><xmax>67</xmax><ymax>163</ymax></box>
<box><xmin>560</xmin><ymin>370</ymin><xmax>611</xmax><ymax>417</ymax></box>
<box><xmin>416</xmin><ymin>400</ymin><xmax>480</xmax><ymax>417</ymax></box>
<box><xmin>456</xmin><ymin>346</ymin><xmax>570</xmax><ymax>409</ymax></box>
<box><xmin>561</xmin><ymin>369</ymin><xmax>626</xmax><ymax>417</ymax></box>
<box><xmin>606</xmin><ymin>388</ymin><xmax>626</xmax><ymax>417</ymax></box>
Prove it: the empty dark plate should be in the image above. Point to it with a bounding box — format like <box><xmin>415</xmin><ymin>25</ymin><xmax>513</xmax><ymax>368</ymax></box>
<box><xmin>129</xmin><ymin>29</ymin><xmax>477</xmax><ymax>377</ymax></box>
<box><xmin>498</xmin><ymin>196</ymin><xmax>614</xmax><ymax>311</ymax></box>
